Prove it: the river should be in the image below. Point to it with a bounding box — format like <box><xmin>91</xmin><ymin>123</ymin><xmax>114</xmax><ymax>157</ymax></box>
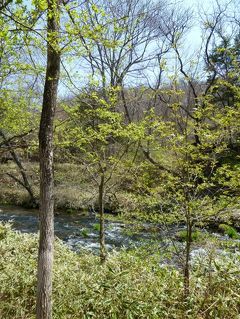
<box><xmin>1</xmin><ymin>205</ymin><xmax>239</xmax><ymax>260</ymax></box>
<box><xmin>0</xmin><ymin>205</ymin><xmax>164</xmax><ymax>252</ymax></box>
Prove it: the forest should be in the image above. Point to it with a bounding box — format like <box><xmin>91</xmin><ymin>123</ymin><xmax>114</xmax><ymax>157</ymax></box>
<box><xmin>0</xmin><ymin>0</ymin><xmax>240</xmax><ymax>318</ymax></box>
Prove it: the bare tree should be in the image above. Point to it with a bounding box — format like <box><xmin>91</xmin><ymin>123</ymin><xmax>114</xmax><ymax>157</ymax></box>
<box><xmin>63</xmin><ymin>0</ymin><xmax>171</xmax><ymax>121</ymax></box>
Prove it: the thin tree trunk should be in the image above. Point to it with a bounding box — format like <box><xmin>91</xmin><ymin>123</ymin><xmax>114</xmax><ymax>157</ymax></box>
<box><xmin>36</xmin><ymin>1</ymin><xmax>60</xmax><ymax>318</ymax></box>
<box><xmin>184</xmin><ymin>220</ymin><xmax>192</xmax><ymax>298</ymax></box>
<box><xmin>99</xmin><ymin>173</ymin><xmax>107</xmax><ymax>263</ymax></box>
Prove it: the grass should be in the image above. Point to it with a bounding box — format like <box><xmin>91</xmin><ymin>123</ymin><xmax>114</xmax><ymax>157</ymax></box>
<box><xmin>1</xmin><ymin>223</ymin><xmax>240</xmax><ymax>318</ymax></box>
<box><xmin>0</xmin><ymin>162</ymin><xmax>97</xmax><ymax>211</ymax></box>
<box><xmin>0</xmin><ymin>161</ymin><xmax>154</xmax><ymax>219</ymax></box>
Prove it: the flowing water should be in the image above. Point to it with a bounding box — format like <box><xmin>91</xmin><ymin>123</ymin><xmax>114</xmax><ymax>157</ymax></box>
<box><xmin>1</xmin><ymin>205</ymin><xmax>239</xmax><ymax>259</ymax></box>
<box><xmin>0</xmin><ymin>205</ymin><xmax>164</xmax><ymax>252</ymax></box>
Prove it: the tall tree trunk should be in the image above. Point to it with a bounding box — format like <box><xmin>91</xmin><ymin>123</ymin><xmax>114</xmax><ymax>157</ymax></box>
<box><xmin>99</xmin><ymin>173</ymin><xmax>106</xmax><ymax>263</ymax></box>
<box><xmin>36</xmin><ymin>1</ymin><xmax>60</xmax><ymax>318</ymax></box>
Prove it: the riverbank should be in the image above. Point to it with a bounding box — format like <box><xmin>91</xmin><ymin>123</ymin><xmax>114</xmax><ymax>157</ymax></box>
<box><xmin>1</xmin><ymin>162</ymin><xmax>240</xmax><ymax>230</ymax></box>
<box><xmin>0</xmin><ymin>162</ymin><xmax>129</xmax><ymax>213</ymax></box>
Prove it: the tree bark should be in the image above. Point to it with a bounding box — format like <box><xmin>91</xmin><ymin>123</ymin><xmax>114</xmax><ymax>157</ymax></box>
<box><xmin>99</xmin><ymin>173</ymin><xmax>107</xmax><ymax>263</ymax></box>
<box><xmin>36</xmin><ymin>1</ymin><xmax>60</xmax><ymax>318</ymax></box>
<box><xmin>184</xmin><ymin>219</ymin><xmax>192</xmax><ymax>298</ymax></box>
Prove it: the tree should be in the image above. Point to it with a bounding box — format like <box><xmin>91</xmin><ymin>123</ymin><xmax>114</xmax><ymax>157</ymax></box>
<box><xmin>129</xmin><ymin>77</ymin><xmax>240</xmax><ymax>296</ymax></box>
<box><xmin>59</xmin><ymin>86</ymin><xmax>142</xmax><ymax>262</ymax></box>
<box><xmin>63</xmin><ymin>0</ymin><xmax>173</xmax><ymax>123</ymax></box>
<box><xmin>36</xmin><ymin>0</ymin><xmax>61</xmax><ymax>318</ymax></box>
<box><xmin>0</xmin><ymin>90</ymin><xmax>38</xmax><ymax>206</ymax></box>
<box><xmin>0</xmin><ymin>0</ymin><xmax>44</xmax><ymax>207</ymax></box>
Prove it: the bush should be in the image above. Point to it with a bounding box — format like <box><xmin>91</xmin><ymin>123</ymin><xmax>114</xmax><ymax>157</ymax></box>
<box><xmin>175</xmin><ymin>229</ymin><xmax>203</xmax><ymax>242</ymax></box>
<box><xmin>0</xmin><ymin>223</ymin><xmax>240</xmax><ymax>318</ymax></box>
<box><xmin>219</xmin><ymin>224</ymin><xmax>240</xmax><ymax>239</ymax></box>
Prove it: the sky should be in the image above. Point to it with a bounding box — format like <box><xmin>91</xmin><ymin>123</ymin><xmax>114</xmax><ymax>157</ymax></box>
<box><xmin>183</xmin><ymin>0</ymin><xmax>236</xmax><ymax>47</ymax></box>
<box><xmin>57</xmin><ymin>0</ymin><xmax>238</xmax><ymax>96</ymax></box>
<box><xmin>5</xmin><ymin>0</ymin><xmax>237</xmax><ymax>97</ymax></box>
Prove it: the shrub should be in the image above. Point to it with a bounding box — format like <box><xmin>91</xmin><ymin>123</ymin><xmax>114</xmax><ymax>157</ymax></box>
<box><xmin>0</xmin><ymin>223</ymin><xmax>240</xmax><ymax>319</ymax></box>
<box><xmin>176</xmin><ymin>229</ymin><xmax>203</xmax><ymax>242</ymax></box>
<box><xmin>219</xmin><ymin>224</ymin><xmax>240</xmax><ymax>239</ymax></box>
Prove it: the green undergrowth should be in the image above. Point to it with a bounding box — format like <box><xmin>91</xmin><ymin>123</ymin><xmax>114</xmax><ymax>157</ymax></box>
<box><xmin>219</xmin><ymin>223</ymin><xmax>240</xmax><ymax>239</ymax></box>
<box><xmin>175</xmin><ymin>229</ymin><xmax>204</xmax><ymax>242</ymax></box>
<box><xmin>1</xmin><ymin>223</ymin><xmax>240</xmax><ymax>318</ymax></box>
